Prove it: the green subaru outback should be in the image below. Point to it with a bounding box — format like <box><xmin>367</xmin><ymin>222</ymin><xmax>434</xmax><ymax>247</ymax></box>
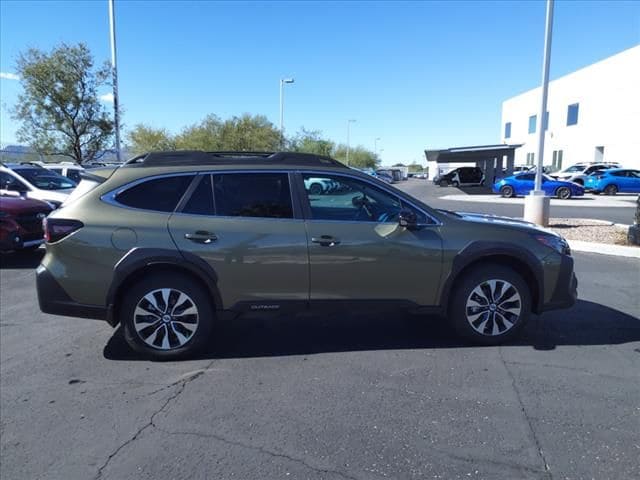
<box><xmin>37</xmin><ymin>151</ymin><xmax>577</xmax><ymax>359</ymax></box>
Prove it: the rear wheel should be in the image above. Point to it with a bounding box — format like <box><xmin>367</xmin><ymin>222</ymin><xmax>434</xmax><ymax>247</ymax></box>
<box><xmin>500</xmin><ymin>185</ymin><xmax>514</xmax><ymax>198</ymax></box>
<box><xmin>604</xmin><ymin>184</ymin><xmax>618</xmax><ymax>195</ymax></box>
<box><xmin>450</xmin><ymin>264</ymin><xmax>531</xmax><ymax>345</ymax></box>
<box><xmin>122</xmin><ymin>272</ymin><xmax>213</xmax><ymax>360</ymax></box>
<box><xmin>556</xmin><ymin>187</ymin><xmax>571</xmax><ymax>199</ymax></box>
<box><xmin>309</xmin><ymin>183</ymin><xmax>323</xmax><ymax>195</ymax></box>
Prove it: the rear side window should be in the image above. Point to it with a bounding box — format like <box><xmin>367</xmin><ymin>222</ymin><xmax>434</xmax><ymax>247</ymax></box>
<box><xmin>213</xmin><ymin>173</ymin><xmax>293</xmax><ymax>218</ymax></box>
<box><xmin>182</xmin><ymin>175</ymin><xmax>215</xmax><ymax>215</ymax></box>
<box><xmin>116</xmin><ymin>175</ymin><xmax>194</xmax><ymax>212</ymax></box>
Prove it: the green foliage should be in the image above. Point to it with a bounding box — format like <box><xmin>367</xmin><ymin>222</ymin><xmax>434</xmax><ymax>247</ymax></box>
<box><xmin>218</xmin><ymin>114</ymin><xmax>280</xmax><ymax>151</ymax></box>
<box><xmin>12</xmin><ymin>43</ymin><xmax>114</xmax><ymax>164</ymax></box>
<box><xmin>408</xmin><ymin>162</ymin><xmax>424</xmax><ymax>173</ymax></box>
<box><xmin>126</xmin><ymin>124</ymin><xmax>175</xmax><ymax>154</ymax></box>
<box><xmin>333</xmin><ymin>144</ymin><xmax>379</xmax><ymax>169</ymax></box>
<box><xmin>175</xmin><ymin>115</ymin><xmax>223</xmax><ymax>151</ymax></box>
<box><xmin>289</xmin><ymin>128</ymin><xmax>335</xmax><ymax>156</ymax></box>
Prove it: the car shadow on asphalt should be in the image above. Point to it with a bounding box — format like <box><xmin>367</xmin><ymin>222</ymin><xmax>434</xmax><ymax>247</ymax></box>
<box><xmin>103</xmin><ymin>299</ymin><xmax>640</xmax><ymax>361</ymax></box>
<box><xmin>457</xmin><ymin>186</ymin><xmax>494</xmax><ymax>195</ymax></box>
<box><xmin>0</xmin><ymin>249</ymin><xmax>44</xmax><ymax>269</ymax></box>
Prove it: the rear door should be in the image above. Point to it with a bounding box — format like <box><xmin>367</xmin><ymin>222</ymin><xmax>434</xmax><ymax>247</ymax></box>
<box><xmin>298</xmin><ymin>172</ymin><xmax>443</xmax><ymax>307</ymax></box>
<box><xmin>168</xmin><ymin>172</ymin><xmax>309</xmax><ymax>311</ymax></box>
<box><xmin>627</xmin><ymin>170</ymin><xmax>640</xmax><ymax>192</ymax></box>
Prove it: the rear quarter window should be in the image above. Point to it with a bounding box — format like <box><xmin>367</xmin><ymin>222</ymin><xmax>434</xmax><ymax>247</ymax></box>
<box><xmin>115</xmin><ymin>175</ymin><xmax>194</xmax><ymax>212</ymax></box>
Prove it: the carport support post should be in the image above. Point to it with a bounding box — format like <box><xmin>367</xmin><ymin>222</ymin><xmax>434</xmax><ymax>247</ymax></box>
<box><xmin>524</xmin><ymin>0</ymin><xmax>553</xmax><ymax>227</ymax></box>
<box><xmin>506</xmin><ymin>152</ymin><xmax>514</xmax><ymax>176</ymax></box>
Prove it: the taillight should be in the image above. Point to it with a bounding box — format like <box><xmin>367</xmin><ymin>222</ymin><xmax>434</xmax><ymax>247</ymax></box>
<box><xmin>43</xmin><ymin>218</ymin><xmax>84</xmax><ymax>243</ymax></box>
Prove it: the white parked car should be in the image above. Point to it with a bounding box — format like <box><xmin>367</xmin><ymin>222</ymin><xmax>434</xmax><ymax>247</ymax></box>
<box><xmin>41</xmin><ymin>162</ymin><xmax>85</xmax><ymax>184</ymax></box>
<box><xmin>0</xmin><ymin>164</ymin><xmax>76</xmax><ymax>208</ymax></box>
<box><xmin>552</xmin><ymin>162</ymin><xmax>621</xmax><ymax>185</ymax></box>
<box><xmin>304</xmin><ymin>177</ymin><xmax>338</xmax><ymax>195</ymax></box>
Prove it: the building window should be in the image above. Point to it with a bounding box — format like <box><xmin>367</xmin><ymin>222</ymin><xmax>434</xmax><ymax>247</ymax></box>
<box><xmin>526</xmin><ymin>152</ymin><xmax>535</xmax><ymax>166</ymax></box>
<box><xmin>567</xmin><ymin>103</ymin><xmax>579</xmax><ymax>126</ymax></box>
<box><xmin>552</xmin><ymin>150</ymin><xmax>563</xmax><ymax>171</ymax></box>
<box><xmin>504</xmin><ymin>122</ymin><xmax>512</xmax><ymax>139</ymax></box>
<box><xmin>528</xmin><ymin>115</ymin><xmax>537</xmax><ymax>134</ymax></box>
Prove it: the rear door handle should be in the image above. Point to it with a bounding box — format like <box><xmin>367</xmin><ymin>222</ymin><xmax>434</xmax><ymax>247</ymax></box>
<box><xmin>311</xmin><ymin>235</ymin><xmax>340</xmax><ymax>247</ymax></box>
<box><xmin>184</xmin><ymin>231</ymin><xmax>217</xmax><ymax>244</ymax></box>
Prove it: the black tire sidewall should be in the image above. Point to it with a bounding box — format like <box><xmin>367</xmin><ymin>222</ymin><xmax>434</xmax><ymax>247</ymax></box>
<box><xmin>450</xmin><ymin>264</ymin><xmax>531</xmax><ymax>345</ymax></box>
<box><xmin>122</xmin><ymin>272</ymin><xmax>214</xmax><ymax>360</ymax></box>
<box><xmin>557</xmin><ymin>187</ymin><xmax>571</xmax><ymax>199</ymax></box>
<box><xmin>501</xmin><ymin>186</ymin><xmax>513</xmax><ymax>198</ymax></box>
<box><xmin>605</xmin><ymin>185</ymin><xmax>617</xmax><ymax>195</ymax></box>
<box><xmin>310</xmin><ymin>183</ymin><xmax>323</xmax><ymax>195</ymax></box>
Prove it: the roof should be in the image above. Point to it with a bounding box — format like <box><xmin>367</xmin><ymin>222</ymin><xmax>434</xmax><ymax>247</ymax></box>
<box><xmin>425</xmin><ymin>144</ymin><xmax>523</xmax><ymax>164</ymax></box>
<box><xmin>125</xmin><ymin>151</ymin><xmax>347</xmax><ymax>169</ymax></box>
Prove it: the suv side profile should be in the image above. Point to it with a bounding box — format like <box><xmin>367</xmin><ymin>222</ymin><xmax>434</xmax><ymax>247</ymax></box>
<box><xmin>434</xmin><ymin>167</ymin><xmax>485</xmax><ymax>187</ymax></box>
<box><xmin>0</xmin><ymin>164</ymin><xmax>76</xmax><ymax>208</ymax></box>
<box><xmin>37</xmin><ymin>151</ymin><xmax>577</xmax><ymax>359</ymax></box>
<box><xmin>553</xmin><ymin>162</ymin><xmax>621</xmax><ymax>185</ymax></box>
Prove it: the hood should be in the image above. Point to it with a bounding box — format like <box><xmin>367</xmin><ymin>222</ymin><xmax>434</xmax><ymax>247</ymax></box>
<box><xmin>0</xmin><ymin>195</ymin><xmax>53</xmax><ymax>215</ymax></box>
<box><xmin>453</xmin><ymin>211</ymin><xmax>560</xmax><ymax>237</ymax></box>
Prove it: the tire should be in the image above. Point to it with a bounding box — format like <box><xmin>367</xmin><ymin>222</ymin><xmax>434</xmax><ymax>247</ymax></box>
<box><xmin>556</xmin><ymin>187</ymin><xmax>571</xmax><ymax>199</ymax></box>
<box><xmin>309</xmin><ymin>183</ymin><xmax>323</xmax><ymax>195</ymax></box>
<box><xmin>122</xmin><ymin>272</ymin><xmax>214</xmax><ymax>360</ymax></box>
<box><xmin>449</xmin><ymin>264</ymin><xmax>531</xmax><ymax>345</ymax></box>
<box><xmin>500</xmin><ymin>185</ymin><xmax>514</xmax><ymax>198</ymax></box>
<box><xmin>604</xmin><ymin>184</ymin><xmax>618</xmax><ymax>195</ymax></box>
<box><xmin>439</xmin><ymin>180</ymin><xmax>448</xmax><ymax>187</ymax></box>
<box><xmin>452</xmin><ymin>181</ymin><xmax>460</xmax><ymax>187</ymax></box>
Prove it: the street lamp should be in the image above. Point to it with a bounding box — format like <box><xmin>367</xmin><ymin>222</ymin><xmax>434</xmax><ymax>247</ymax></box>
<box><xmin>108</xmin><ymin>0</ymin><xmax>121</xmax><ymax>162</ymax></box>
<box><xmin>279</xmin><ymin>78</ymin><xmax>294</xmax><ymax>149</ymax></box>
<box><xmin>524</xmin><ymin>0</ymin><xmax>554</xmax><ymax>226</ymax></box>
<box><xmin>346</xmin><ymin>119</ymin><xmax>356</xmax><ymax>165</ymax></box>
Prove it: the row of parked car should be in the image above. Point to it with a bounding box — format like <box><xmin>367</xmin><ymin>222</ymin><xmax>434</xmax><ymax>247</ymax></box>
<box><xmin>0</xmin><ymin>160</ymin><xmax>120</xmax><ymax>252</ymax></box>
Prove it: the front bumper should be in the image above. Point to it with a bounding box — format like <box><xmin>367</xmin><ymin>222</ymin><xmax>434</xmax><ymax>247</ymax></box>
<box><xmin>542</xmin><ymin>255</ymin><xmax>578</xmax><ymax>312</ymax></box>
<box><xmin>36</xmin><ymin>265</ymin><xmax>107</xmax><ymax>321</ymax></box>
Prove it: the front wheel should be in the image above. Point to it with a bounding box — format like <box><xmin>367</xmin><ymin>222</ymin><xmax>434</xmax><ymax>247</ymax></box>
<box><xmin>500</xmin><ymin>185</ymin><xmax>514</xmax><ymax>198</ymax></box>
<box><xmin>449</xmin><ymin>264</ymin><xmax>531</xmax><ymax>345</ymax></box>
<box><xmin>556</xmin><ymin>187</ymin><xmax>572</xmax><ymax>199</ymax></box>
<box><xmin>604</xmin><ymin>184</ymin><xmax>618</xmax><ymax>195</ymax></box>
<box><xmin>122</xmin><ymin>272</ymin><xmax>213</xmax><ymax>360</ymax></box>
<box><xmin>309</xmin><ymin>183</ymin><xmax>323</xmax><ymax>195</ymax></box>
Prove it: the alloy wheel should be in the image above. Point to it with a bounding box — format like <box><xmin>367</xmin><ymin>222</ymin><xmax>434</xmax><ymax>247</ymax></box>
<box><xmin>133</xmin><ymin>288</ymin><xmax>199</xmax><ymax>350</ymax></box>
<box><xmin>557</xmin><ymin>187</ymin><xmax>571</xmax><ymax>199</ymax></box>
<box><xmin>465</xmin><ymin>279</ymin><xmax>522</xmax><ymax>336</ymax></box>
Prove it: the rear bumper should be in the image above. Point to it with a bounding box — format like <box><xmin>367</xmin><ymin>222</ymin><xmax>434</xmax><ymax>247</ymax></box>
<box><xmin>541</xmin><ymin>255</ymin><xmax>578</xmax><ymax>312</ymax></box>
<box><xmin>36</xmin><ymin>265</ymin><xmax>107</xmax><ymax>321</ymax></box>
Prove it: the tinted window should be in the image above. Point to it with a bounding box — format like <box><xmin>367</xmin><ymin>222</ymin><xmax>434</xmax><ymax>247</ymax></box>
<box><xmin>528</xmin><ymin>115</ymin><xmax>536</xmax><ymax>134</ymax></box>
<box><xmin>67</xmin><ymin>170</ymin><xmax>82</xmax><ymax>183</ymax></box>
<box><xmin>518</xmin><ymin>174</ymin><xmax>535</xmax><ymax>181</ymax></box>
<box><xmin>302</xmin><ymin>173</ymin><xmax>409</xmax><ymax>223</ymax></box>
<box><xmin>611</xmin><ymin>171</ymin><xmax>626</xmax><ymax>177</ymax></box>
<box><xmin>504</xmin><ymin>122</ymin><xmax>511</xmax><ymax>139</ymax></box>
<box><xmin>567</xmin><ymin>103</ymin><xmax>579</xmax><ymax>126</ymax></box>
<box><xmin>0</xmin><ymin>172</ymin><xmax>29</xmax><ymax>191</ymax></box>
<box><xmin>629</xmin><ymin>170</ymin><xmax>640</xmax><ymax>178</ymax></box>
<box><xmin>213</xmin><ymin>173</ymin><xmax>292</xmax><ymax>218</ymax></box>
<box><xmin>116</xmin><ymin>175</ymin><xmax>194</xmax><ymax>212</ymax></box>
<box><xmin>13</xmin><ymin>168</ymin><xmax>76</xmax><ymax>190</ymax></box>
<box><xmin>182</xmin><ymin>175</ymin><xmax>215</xmax><ymax>215</ymax></box>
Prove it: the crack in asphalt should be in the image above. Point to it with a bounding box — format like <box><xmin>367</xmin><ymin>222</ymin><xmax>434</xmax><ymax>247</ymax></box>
<box><xmin>94</xmin><ymin>360</ymin><xmax>216</xmax><ymax>479</ymax></box>
<box><xmin>152</xmin><ymin>426</ymin><xmax>364</xmax><ymax>480</ymax></box>
<box><xmin>499</xmin><ymin>348</ymin><xmax>553</xmax><ymax>480</ymax></box>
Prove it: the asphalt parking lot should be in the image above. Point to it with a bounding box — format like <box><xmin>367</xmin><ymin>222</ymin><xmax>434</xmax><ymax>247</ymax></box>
<box><xmin>1</xmin><ymin>241</ymin><xmax>639</xmax><ymax>480</ymax></box>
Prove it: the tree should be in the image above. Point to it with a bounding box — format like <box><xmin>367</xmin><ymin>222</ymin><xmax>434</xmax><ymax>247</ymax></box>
<box><xmin>218</xmin><ymin>114</ymin><xmax>280</xmax><ymax>151</ymax></box>
<box><xmin>126</xmin><ymin>124</ymin><xmax>175</xmax><ymax>154</ymax></box>
<box><xmin>175</xmin><ymin>115</ymin><xmax>223</xmax><ymax>151</ymax></box>
<box><xmin>12</xmin><ymin>43</ymin><xmax>114</xmax><ymax>164</ymax></box>
<box><xmin>289</xmin><ymin>128</ymin><xmax>335</xmax><ymax>156</ymax></box>
<box><xmin>333</xmin><ymin>144</ymin><xmax>379</xmax><ymax>169</ymax></box>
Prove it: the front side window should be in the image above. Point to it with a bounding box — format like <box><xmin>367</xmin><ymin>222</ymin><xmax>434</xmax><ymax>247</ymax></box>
<box><xmin>0</xmin><ymin>172</ymin><xmax>29</xmax><ymax>192</ymax></box>
<box><xmin>517</xmin><ymin>173</ymin><xmax>535</xmax><ymax>181</ymax></box>
<box><xmin>302</xmin><ymin>173</ymin><xmax>425</xmax><ymax>223</ymax></box>
<box><xmin>528</xmin><ymin>115</ymin><xmax>537</xmax><ymax>134</ymax></box>
<box><xmin>567</xmin><ymin>103</ymin><xmax>579</xmax><ymax>126</ymax></box>
<box><xmin>115</xmin><ymin>175</ymin><xmax>194</xmax><ymax>212</ymax></box>
<box><xmin>213</xmin><ymin>173</ymin><xmax>293</xmax><ymax>219</ymax></box>
<box><xmin>13</xmin><ymin>168</ymin><xmax>76</xmax><ymax>190</ymax></box>
<box><xmin>628</xmin><ymin>170</ymin><xmax>640</xmax><ymax>178</ymax></box>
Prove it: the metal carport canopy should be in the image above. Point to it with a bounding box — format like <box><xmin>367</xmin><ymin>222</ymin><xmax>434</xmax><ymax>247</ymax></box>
<box><xmin>424</xmin><ymin>144</ymin><xmax>522</xmax><ymax>163</ymax></box>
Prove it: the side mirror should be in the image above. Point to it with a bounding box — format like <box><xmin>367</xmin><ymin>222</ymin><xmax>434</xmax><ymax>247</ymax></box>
<box><xmin>398</xmin><ymin>210</ymin><xmax>418</xmax><ymax>229</ymax></box>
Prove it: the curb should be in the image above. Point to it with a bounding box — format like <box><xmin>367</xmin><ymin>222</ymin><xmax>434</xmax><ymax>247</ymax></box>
<box><xmin>567</xmin><ymin>240</ymin><xmax>640</xmax><ymax>259</ymax></box>
<box><xmin>439</xmin><ymin>194</ymin><xmax>636</xmax><ymax>208</ymax></box>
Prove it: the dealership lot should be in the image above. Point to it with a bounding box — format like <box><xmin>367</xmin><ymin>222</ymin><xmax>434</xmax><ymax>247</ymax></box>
<box><xmin>1</xmin><ymin>238</ymin><xmax>639</xmax><ymax>479</ymax></box>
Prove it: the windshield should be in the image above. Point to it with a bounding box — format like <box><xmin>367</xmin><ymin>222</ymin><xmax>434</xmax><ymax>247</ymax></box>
<box><xmin>14</xmin><ymin>168</ymin><xmax>76</xmax><ymax>190</ymax></box>
<box><xmin>563</xmin><ymin>165</ymin><xmax>584</xmax><ymax>173</ymax></box>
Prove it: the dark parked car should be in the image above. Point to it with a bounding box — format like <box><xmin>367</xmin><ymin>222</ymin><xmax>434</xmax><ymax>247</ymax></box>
<box><xmin>0</xmin><ymin>194</ymin><xmax>52</xmax><ymax>252</ymax></box>
<box><xmin>37</xmin><ymin>151</ymin><xmax>576</xmax><ymax>359</ymax></box>
<box><xmin>434</xmin><ymin>167</ymin><xmax>485</xmax><ymax>187</ymax></box>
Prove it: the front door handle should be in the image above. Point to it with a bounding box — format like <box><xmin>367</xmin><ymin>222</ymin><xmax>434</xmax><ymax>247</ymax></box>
<box><xmin>311</xmin><ymin>235</ymin><xmax>340</xmax><ymax>247</ymax></box>
<box><xmin>184</xmin><ymin>231</ymin><xmax>217</xmax><ymax>244</ymax></box>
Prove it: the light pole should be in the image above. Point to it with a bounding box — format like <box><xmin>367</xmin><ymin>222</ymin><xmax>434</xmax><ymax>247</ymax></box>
<box><xmin>524</xmin><ymin>0</ymin><xmax>554</xmax><ymax>226</ymax></box>
<box><xmin>346</xmin><ymin>119</ymin><xmax>356</xmax><ymax>165</ymax></box>
<box><xmin>108</xmin><ymin>0</ymin><xmax>121</xmax><ymax>163</ymax></box>
<box><xmin>279</xmin><ymin>78</ymin><xmax>294</xmax><ymax>149</ymax></box>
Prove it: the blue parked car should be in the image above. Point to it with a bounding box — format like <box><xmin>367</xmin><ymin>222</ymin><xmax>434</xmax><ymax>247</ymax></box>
<box><xmin>493</xmin><ymin>173</ymin><xmax>584</xmax><ymax>199</ymax></box>
<box><xmin>584</xmin><ymin>168</ymin><xmax>640</xmax><ymax>195</ymax></box>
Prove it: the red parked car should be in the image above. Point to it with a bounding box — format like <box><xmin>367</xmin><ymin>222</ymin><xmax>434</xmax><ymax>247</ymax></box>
<box><xmin>0</xmin><ymin>194</ymin><xmax>52</xmax><ymax>252</ymax></box>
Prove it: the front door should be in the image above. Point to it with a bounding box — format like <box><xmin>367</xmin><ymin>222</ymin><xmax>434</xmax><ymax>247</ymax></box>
<box><xmin>298</xmin><ymin>172</ymin><xmax>443</xmax><ymax>307</ymax></box>
<box><xmin>168</xmin><ymin>172</ymin><xmax>309</xmax><ymax>311</ymax></box>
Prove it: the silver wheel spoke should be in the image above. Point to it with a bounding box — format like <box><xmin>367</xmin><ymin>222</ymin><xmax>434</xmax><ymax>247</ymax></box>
<box><xmin>466</xmin><ymin>279</ymin><xmax>521</xmax><ymax>337</ymax></box>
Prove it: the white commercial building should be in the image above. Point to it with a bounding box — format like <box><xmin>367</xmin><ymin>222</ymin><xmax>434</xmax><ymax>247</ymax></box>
<box><xmin>500</xmin><ymin>45</ymin><xmax>640</xmax><ymax>171</ymax></box>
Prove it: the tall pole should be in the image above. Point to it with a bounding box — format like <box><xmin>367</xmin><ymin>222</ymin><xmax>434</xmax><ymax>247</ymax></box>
<box><xmin>374</xmin><ymin>137</ymin><xmax>380</xmax><ymax>155</ymax></box>
<box><xmin>523</xmin><ymin>0</ymin><xmax>554</xmax><ymax>226</ymax></box>
<box><xmin>346</xmin><ymin>119</ymin><xmax>356</xmax><ymax>165</ymax></box>
<box><xmin>534</xmin><ymin>0</ymin><xmax>554</xmax><ymax>192</ymax></box>
<box><xmin>108</xmin><ymin>0</ymin><xmax>121</xmax><ymax>162</ymax></box>
<box><xmin>279</xmin><ymin>78</ymin><xmax>294</xmax><ymax>150</ymax></box>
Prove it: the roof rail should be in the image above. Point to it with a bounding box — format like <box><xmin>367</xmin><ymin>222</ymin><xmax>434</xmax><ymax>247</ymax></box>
<box><xmin>132</xmin><ymin>150</ymin><xmax>346</xmax><ymax>168</ymax></box>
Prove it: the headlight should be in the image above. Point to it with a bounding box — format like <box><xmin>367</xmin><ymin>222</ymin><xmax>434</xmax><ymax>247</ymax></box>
<box><xmin>533</xmin><ymin>234</ymin><xmax>571</xmax><ymax>255</ymax></box>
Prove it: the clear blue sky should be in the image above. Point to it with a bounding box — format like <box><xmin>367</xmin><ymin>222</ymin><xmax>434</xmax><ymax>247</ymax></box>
<box><xmin>1</xmin><ymin>0</ymin><xmax>639</xmax><ymax>165</ymax></box>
